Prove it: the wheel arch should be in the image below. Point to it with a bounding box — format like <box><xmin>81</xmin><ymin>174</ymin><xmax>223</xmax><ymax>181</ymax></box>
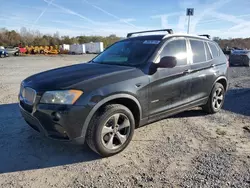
<box><xmin>214</xmin><ymin>76</ymin><xmax>228</xmax><ymax>91</ymax></box>
<box><xmin>204</xmin><ymin>76</ymin><xmax>228</xmax><ymax>105</ymax></box>
<box><xmin>81</xmin><ymin>94</ymin><xmax>142</xmax><ymax>138</ymax></box>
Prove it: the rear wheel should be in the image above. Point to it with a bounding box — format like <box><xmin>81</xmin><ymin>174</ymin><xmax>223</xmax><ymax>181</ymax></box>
<box><xmin>15</xmin><ymin>52</ymin><xmax>19</xmax><ymax>56</ymax></box>
<box><xmin>86</xmin><ymin>104</ymin><xmax>135</xmax><ymax>157</ymax></box>
<box><xmin>246</xmin><ymin>61</ymin><xmax>250</xmax><ymax>67</ymax></box>
<box><xmin>202</xmin><ymin>83</ymin><xmax>225</xmax><ymax>114</ymax></box>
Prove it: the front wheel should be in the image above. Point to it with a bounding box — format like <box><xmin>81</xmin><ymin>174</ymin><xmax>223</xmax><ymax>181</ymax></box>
<box><xmin>86</xmin><ymin>104</ymin><xmax>135</xmax><ymax>157</ymax></box>
<box><xmin>0</xmin><ymin>54</ymin><xmax>4</xmax><ymax>58</ymax></box>
<box><xmin>202</xmin><ymin>83</ymin><xmax>225</xmax><ymax>114</ymax></box>
<box><xmin>245</xmin><ymin>61</ymin><xmax>250</xmax><ymax>67</ymax></box>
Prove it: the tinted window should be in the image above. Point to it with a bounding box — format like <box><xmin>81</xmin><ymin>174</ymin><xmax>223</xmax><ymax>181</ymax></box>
<box><xmin>209</xmin><ymin>43</ymin><xmax>219</xmax><ymax>57</ymax></box>
<box><xmin>160</xmin><ymin>39</ymin><xmax>187</xmax><ymax>66</ymax></box>
<box><xmin>93</xmin><ymin>39</ymin><xmax>159</xmax><ymax>66</ymax></box>
<box><xmin>190</xmin><ymin>40</ymin><xmax>206</xmax><ymax>63</ymax></box>
<box><xmin>205</xmin><ymin>42</ymin><xmax>212</xmax><ymax>60</ymax></box>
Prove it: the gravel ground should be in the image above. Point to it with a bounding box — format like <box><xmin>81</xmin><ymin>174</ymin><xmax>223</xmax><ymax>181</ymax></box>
<box><xmin>0</xmin><ymin>55</ymin><xmax>249</xmax><ymax>188</ymax></box>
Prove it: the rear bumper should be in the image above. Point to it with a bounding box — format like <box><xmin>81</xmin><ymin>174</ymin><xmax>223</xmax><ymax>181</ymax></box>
<box><xmin>19</xmin><ymin>102</ymin><xmax>88</xmax><ymax>144</ymax></box>
<box><xmin>229</xmin><ymin>61</ymin><xmax>245</xmax><ymax>65</ymax></box>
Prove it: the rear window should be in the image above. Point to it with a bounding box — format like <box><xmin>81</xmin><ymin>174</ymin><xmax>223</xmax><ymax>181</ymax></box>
<box><xmin>232</xmin><ymin>50</ymin><xmax>250</xmax><ymax>55</ymax></box>
<box><xmin>190</xmin><ymin>40</ymin><xmax>206</xmax><ymax>63</ymax></box>
<box><xmin>209</xmin><ymin>43</ymin><xmax>219</xmax><ymax>57</ymax></box>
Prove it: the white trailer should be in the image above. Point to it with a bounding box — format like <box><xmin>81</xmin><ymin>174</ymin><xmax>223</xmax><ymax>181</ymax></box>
<box><xmin>85</xmin><ymin>42</ymin><xmax>104</xmax><ymax>54</ymax></box>
<box><xmin>69</xmin><ymin>44</ymin><xmax>86</xmax><ymax>54</ymax></box>
<box><xmin>60</xmin><ymin>44</ymin><xmax>70</xmax><ymax>51</ymax></box>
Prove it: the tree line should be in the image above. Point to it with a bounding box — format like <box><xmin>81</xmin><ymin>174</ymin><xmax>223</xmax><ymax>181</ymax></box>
<box><xmin>1</xmin><ymin>27</ymin><xmax>250</xmax><ymax>50</ymax></box>
<box><xmin>213</xmin><ymin>37</ymin><xmax>250</xmax><ymax>50</ymax></box>
<box><xmin>0</xmin><ymin>27</ymin><xmax>121</xmax><ymax>48</ymax></box>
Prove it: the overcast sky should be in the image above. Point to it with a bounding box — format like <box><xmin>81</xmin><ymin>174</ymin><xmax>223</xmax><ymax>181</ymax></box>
<box><xmin>1</xmin><ymin>0</ymin><xmax>250</xmax><ymax>38</ymax></box>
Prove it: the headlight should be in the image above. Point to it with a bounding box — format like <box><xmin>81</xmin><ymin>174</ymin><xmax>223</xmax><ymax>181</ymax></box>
<box><xmin>2</xmin><ymin>51</ymin><xmax>4</xmax><ymax>54</ymax></box>
<box><xmin>40</xmin><ymin>90</ymin><xmax>83</xmax><ymax>105</ymax></box>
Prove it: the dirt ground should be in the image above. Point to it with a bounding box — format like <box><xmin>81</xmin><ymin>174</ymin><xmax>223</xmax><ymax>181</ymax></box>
<box><xmin>0</xmin><ymin>55</ymin><xmax>249</xmax><ymax>188</ymax></box>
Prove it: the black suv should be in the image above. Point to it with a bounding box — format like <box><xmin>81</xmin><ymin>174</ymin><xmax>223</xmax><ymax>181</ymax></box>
<box><xmin>19</xmin><ymin>29</ymin><xmax>229</xmax><ymax>157</ymax></box>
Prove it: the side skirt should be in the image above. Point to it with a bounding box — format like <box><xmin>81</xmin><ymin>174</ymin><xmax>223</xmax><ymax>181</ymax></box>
<box><xmin>139</xmin><ymin>97</ymin><xmax>208</xmax><ymax>127</ymax></box>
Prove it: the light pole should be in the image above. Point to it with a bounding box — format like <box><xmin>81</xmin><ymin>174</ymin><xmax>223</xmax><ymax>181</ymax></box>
<box><xmin>186</xmin><ymin>8</ymin><xmax>194</xmax><ymax>34</ymax></box>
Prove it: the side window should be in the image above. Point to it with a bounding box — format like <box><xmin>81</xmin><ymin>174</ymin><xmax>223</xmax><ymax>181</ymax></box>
<box><xmin>209</xmin><ymin>42</ymin><xmax>219</xmax><ymax>57</ymax></box>
<box><xmin>205</xmin><ymin>42</ymin><xmax>212</xmax><ymax>60</ymax></box>
<box><xmin>160</xmin><ymin>39</ymin><xmax>187</xmax><ymax>66</ymax></box>
<box><xmin>190</xmin><ymin>40</ymin><xmax>206</xmax><ymax>63</ymax></box>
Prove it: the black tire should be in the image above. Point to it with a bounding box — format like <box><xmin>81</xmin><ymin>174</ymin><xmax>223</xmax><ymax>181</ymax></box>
<box><xmin>246</xmin><ymin>61</ymin><xmax>250</xmax><ymax>67</ymax></box>
<box><xmin>86</xmin><ymin>104</ymin><xmax>135</xmax><ymax>157</ymax></box>
<box><xmin>0</xmin><ymin>54</ymin><xmax>4</xmax><ymax>58</ymax></box>
<box><xmin>15</xmin><ymin>52</ymin><xmax>19</xmax><ymax>56</ymax></box>
<box><xmin>202</xmin><ymin>83</ymin><xmax>225</xmax><ymax>114</ymax></box>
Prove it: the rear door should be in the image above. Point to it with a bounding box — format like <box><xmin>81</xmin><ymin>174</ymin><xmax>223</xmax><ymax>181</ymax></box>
<box><xmin>149</xmin><ymin>38</ymin><xmax>193</xmax><ymax>116</ymax></box>
<box><xmin>188</xmin><ymin>39</ymin><xmax>215</xmax><ymax>101</ymax></box>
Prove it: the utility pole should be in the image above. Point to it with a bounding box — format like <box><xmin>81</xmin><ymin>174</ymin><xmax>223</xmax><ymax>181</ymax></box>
<box><xmin>186</xmin><ymin>8</ymin><xmax>194</xmax><ymax>34</ymax></box>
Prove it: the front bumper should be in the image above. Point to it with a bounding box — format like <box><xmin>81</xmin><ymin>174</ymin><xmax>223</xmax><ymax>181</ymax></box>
<box><xmin>19</xmin><ymin>100</ymin><xmax>89</xmax><ymax>144</ymax></box>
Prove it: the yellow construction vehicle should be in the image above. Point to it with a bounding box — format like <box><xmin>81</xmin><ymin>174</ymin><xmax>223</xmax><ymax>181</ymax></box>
<box><xmin>44</xmin><ymin>46</ymin><xmax>59</xmax><ymax>54</ymax></box>
<box><xmin>24</xmin><ymin>45</ymin><xmax>59</xmax><ymax>55</ymax></box>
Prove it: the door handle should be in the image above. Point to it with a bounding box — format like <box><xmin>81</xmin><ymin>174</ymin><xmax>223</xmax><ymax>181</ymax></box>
<box><xmin>183</xmin><ymin>69</ymin><xmax>192</xmax><ymax>74</ymax></box>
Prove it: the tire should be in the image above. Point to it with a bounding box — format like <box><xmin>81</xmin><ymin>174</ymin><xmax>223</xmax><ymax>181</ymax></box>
<box><xmin>0</xmin><ymin>54</ymin><xmax>4</xmax><ymax>58</ymax></box>
<box><xmin>246</xmin><ymin>61</ymin><xmax>250</xmax><ymax>67</ymax></box>
<box><xmin>202</xmin><ymin>83</ymin><xmax>225</xmax><ymax>114</ymax></box>
<box><xmin>15</xmin><ymin>52</ymin><xmax>19</xmax><ymax>56</ymax></box>
<box><xmin>86</xmin><ymin>104</ymin><xmax>135</xmax><ymax>157</ymax></box>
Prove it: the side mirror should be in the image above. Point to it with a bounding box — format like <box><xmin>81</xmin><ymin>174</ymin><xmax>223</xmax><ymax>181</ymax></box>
<box><xmin>157</xmin><ymin>56</ymin><xmax>177</xmax><ymax>68</ymax></box>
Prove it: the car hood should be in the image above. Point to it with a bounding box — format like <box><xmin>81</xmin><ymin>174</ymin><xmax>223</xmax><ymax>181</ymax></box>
<box><xmin>23</xmin><ymin>63</ymin><xmax>137</xmax><ymax>91</ymax></box>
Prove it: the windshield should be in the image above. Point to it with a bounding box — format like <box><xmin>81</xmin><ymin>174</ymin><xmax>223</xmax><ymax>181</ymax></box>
<box><xmin>92</xmin><ymin>39</ymin><xmax>160</xmax><ymax>66</ymax></box>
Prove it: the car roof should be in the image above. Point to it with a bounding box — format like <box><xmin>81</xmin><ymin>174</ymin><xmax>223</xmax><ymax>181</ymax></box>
<box><xmin>124</xmin><ymin>34</ymin><xmax>212</xmax><ymax>42</ymax></box>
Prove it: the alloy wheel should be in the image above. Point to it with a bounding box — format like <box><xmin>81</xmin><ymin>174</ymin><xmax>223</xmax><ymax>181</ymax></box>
<box><xmin>101</xmin><ymin>113</ymin><xmax>131</xmax><ymax>150</ymax></box>
<box><xmin>212</xmin><ymin>88</ymin><xmax>224</xmax><ymax>110</ymax></box>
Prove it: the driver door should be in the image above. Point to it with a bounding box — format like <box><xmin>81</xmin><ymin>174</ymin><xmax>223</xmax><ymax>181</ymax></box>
<box><xmin>148</xmin><ymin>38</ymin><xmax>193</xmax><ymax>117</ymax></box>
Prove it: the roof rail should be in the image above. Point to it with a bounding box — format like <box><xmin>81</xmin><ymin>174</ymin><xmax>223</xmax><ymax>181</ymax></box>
<box><xmin>127</xmin><ymin>29</ymin><xmax>173</xmax><ymax>38</ymax></box>
<box><xmin>199</xmin><ymin>34</ymin><xmax>210</xmax><ymax>39</ymax></box>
